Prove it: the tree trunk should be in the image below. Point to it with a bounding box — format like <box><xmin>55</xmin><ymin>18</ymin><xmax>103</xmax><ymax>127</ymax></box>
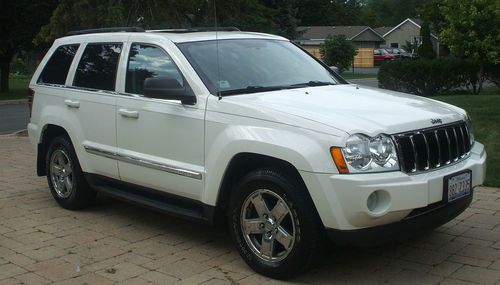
<box><xmin>0</xmin><ymin>55</ymin><xmax>13</xmax><ymax>93</ymax></box>
<box><xmin>477</xmin><ymin>63</ymin><xmax>485</xmax><ymax>94</ymax></box>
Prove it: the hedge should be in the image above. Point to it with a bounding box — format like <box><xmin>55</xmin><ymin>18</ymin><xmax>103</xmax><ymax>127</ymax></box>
<box><xmin>378</xmin><ymin>59</ymin><xmax>479</xmax><ymax>96</ymax></box>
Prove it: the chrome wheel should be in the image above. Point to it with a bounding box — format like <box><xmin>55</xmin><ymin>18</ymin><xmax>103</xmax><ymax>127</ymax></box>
<box><xmin>49</xmin><ymin>149</ymin><xmax>73</xmax><ymax>198</ymax></box>
<box><xmin>241</xmin><ymin>189</ymin><xmax>296</xmax><ymax>262</ymax></box>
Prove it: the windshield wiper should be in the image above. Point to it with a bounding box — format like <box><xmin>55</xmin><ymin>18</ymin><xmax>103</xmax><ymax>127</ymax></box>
<box><xmin>291</xmin><ymin>81</ymin><xmax>336</xmax><ymax>87</ymax></box>
<box><xmin>219</xmin><ymin>85</ymin><xmax>287</xmax><ymax>96</ymax></box>
<box><xmin>219</xmin><ymin>81</ymin><xmax>336</xmax><ymax>96</ymax></box>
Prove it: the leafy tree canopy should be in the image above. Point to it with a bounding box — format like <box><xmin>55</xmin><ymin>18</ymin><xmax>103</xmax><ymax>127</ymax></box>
<box><xmin>0</xmin><ymin>0</ymin><xmax>56</xmax><ymax>92</ymax></box>
<box><xmin>440</xmin><ymin>0</ymin><xmax>500</xmax><ymax>92</ymax></box>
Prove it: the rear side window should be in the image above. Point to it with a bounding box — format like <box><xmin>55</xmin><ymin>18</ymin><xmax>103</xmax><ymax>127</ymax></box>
<box><xmin>125</xmin><ymin>43</ymin><xmax>184</xmax><ymax>95</ymax></box>
<box><xmin>73</xmin><ymin>43</ymin><xmax>122</xmax><ymax>91</ymax></box>
<box><xmin>37</xmin><ymin>44</ymin><xmax>79</xmax><ymax>85</ymax></box>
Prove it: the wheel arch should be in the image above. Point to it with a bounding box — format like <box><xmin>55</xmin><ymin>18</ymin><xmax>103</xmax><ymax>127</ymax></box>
<box><xmin>36</xmin><ymin>124</ymin><xmax>71</xmax><ymax>176</ymax></box>
<box><xmin>215</xmin><ymin>152</ymin><xmax>315</xmax><ymax>217</ymax></box>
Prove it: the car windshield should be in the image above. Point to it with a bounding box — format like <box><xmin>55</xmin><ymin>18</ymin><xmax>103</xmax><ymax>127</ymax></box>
<box><xmin>177</xmin><ymin>39</ymin><xmax>340</xmax><ymax>96</ymax></box>
<box><xmin>399</xmin><ymin>48</ymin><xmax>407</xmax><ymax>53</ymax></box>
<box><xmin>379</xmin><ymin>49</ymin><xmax>389</xmax><ymax>54</ymax></box>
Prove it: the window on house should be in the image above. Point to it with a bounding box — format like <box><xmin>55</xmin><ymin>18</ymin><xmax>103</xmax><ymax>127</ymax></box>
<box><xmin>390</xmin><ymin>43</ymin><xmax>399</xmax><ymax>48</ymax></box>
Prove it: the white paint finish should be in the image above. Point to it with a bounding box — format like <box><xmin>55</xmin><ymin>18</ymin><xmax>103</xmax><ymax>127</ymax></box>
<box><xmin>302</xmin><ymin>142</ymin><xmax>486</xmax><ymax>230</ymax></box>
<box><xmin>208</xmin><ymin>84</ymin><xmax>466</xmax><ymax>137</ymax></box>
<box><xmin>28</xmin><ymin>31</ymin><xmax>487</xmax><ymax>233</ymax></box>
<box><xmin>115</xmin><ymin>95</ymin><xmax>205</xmax><ymax>199</ymax></box>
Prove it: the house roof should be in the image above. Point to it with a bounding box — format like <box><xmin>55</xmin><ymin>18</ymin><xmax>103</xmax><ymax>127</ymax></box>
<box><xmin>382</xmin><ymin>18</ymin><xmax>438</xmax><ymax>39</ymax></box>
<box><xmin>374</xmin><ymin>26</ymin><xmax>393</xmax><ymax>36</ymax></box>
<box><xmin>297</xmin><ymin>26</ymin><xmax>385</xmax><ymax>42</ymax></box>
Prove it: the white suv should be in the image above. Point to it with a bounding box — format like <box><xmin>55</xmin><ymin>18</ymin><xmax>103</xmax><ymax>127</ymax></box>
<box><xmin>28</xmin><ymin>27</ymin><xmax>486</xmax><ymax>279</ymax></box>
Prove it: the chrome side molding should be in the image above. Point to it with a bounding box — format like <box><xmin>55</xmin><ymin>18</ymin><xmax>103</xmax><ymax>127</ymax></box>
<box><xmin>83</xmin><ymin>145</ymin><xmax>202</xmax><ymax>180</ymax></box>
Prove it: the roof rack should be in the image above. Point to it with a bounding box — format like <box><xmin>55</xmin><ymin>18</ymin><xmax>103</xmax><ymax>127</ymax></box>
<box><xmin>66</xmin><ymin>27</ymin><xmax>145</xmax><ymax>36</ymax></box>
<box><xmin>147</xmin><ymin>27</ymin><xmax>240</xmax><ymax>33</ymax></box>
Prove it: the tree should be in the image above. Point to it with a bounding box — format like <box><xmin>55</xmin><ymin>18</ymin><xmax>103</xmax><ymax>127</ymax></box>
<box><xmin>440</xmin><ymin>0</ymin><xmax>500</xmax><ymax>93</ymax></box>
<box><xmin>319</xmin><ymin>35</ymin><xmax>357</xmax><ymax>72</ymax></box>
<box><xmin>0</xmin><ymin>0</ymin><xmax>56</xmax><ymax>92</ymax></box>
<box><xmin>35</xmin><ymin>0</ymin><xmax>286</xmax><ymax>44</ymax></box>
<box><xmin>359</xmin><ymin>0</ymin><xmax>424</xmax><ymax>27</ymax></box>
<box><xmin>298</xmin><ymin>0</ymin><xmax>362</xmax><ymax>26</ymax></box>
<box><xmin>417</xmin><ymin>22</ymin><xmax>436</xmax><ymax>59</ymax></box>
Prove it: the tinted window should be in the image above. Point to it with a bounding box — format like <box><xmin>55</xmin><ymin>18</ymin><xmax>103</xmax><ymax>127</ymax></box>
<box><xmin>73</xmin><ymin>43</ymin><xmax>122</xmax><ymax>91</ymax></box>
<box><xmin>37</xmin><ymin>44</ymin><xmax>79</xmax><ymax>85</ymax></box>
<box><xmin>126</xmin><ymin>44</ymin><xmax>183</xmax><ymax>95</ymax></box>
<box><xmin>178</xmin><ymin>39</ymin><xmax>338</xmax><ymax>95</ymax></box>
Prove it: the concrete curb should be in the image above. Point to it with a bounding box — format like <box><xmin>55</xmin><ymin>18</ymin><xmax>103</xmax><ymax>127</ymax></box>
<box><xmin>0</xmin><ymin>99</ymin><xmax>28</xmax><ymax>105</ymax></box>
<box><xmin>0</xmin><ymin>129</ymin><xmax>28</xmax><ymax>137</ymax></box>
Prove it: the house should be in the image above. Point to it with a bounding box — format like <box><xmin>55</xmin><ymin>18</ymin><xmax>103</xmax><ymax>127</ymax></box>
<box><xmin>377</xmin><ymin>18</ymin><xmax>440</xmax><ymax>56</ymax></box>
<box><xmin>296</xmin><ymin>26</ymin><xmax>385</xmax><ymax>58</ymax></box>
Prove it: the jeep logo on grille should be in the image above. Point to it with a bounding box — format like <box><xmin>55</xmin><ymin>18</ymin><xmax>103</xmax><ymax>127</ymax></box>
<box><xmin>431</xmin><ymin>118</ymin><xmax>443</xmax><ymax>125</ymax></box>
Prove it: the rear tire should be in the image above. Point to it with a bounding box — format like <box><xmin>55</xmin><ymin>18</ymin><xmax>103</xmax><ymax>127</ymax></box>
<box><xmin>228</xmin><ymin>168</ymin><xmax>325</xmax><ymax>279</ymax></box>
<box><xmin>46</xmin><ymin>135</ymin><xmax>95</xmax><ymax>209</ymax></box>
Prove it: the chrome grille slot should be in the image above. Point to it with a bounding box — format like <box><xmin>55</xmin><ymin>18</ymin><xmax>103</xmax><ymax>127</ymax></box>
<box><xmin>393</xmin><ymin>121</ymin><xmax>471</xmax><ymax>174</ymax></box>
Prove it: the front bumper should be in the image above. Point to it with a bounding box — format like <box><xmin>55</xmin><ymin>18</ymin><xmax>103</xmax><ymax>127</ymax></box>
<box><xmin>300</xmin><ymin>142</ymin><xmax>486</xmax><ymax>233</ymax></box>
<box><xmin>326</xmin><ymin>192</ymin><xmax>472</xmax><ymax>246</ymax></box>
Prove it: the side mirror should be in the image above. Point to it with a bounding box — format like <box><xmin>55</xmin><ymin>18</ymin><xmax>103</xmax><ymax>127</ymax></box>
<box><xmin>143</xmin><ymin>76</ymin><xmax>196</xmax><ymax>105</ymax></box>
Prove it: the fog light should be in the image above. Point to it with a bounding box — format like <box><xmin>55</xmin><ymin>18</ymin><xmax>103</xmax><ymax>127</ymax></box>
<box><xmin>367</xmin><ymin>192</ymin><xmax>378</xmax><ymax>212</ymax></box>
<box><xmin>366</xmin><ymin>190</ymin><xmax>390</xmax><ymax>214</ymax></box>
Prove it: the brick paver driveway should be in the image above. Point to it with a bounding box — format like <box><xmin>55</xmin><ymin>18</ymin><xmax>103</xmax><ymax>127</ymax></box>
<box><xmin>1</xmin><ymin>136</ymin><xmax>499</xmax><ymax>285</ymax></box>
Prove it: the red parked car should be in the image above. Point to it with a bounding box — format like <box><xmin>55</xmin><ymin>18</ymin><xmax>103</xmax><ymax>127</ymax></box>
<box><xmin>374</xmin><ymin>48</ymin><xmax>398</xmax><ymax>65</ymax></box>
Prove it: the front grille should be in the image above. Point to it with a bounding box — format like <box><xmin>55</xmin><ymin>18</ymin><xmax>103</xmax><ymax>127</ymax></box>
<box><xmin>393</xmin><ymin>121</ymin><xmax>472</xmax><ymax>174</ymax></box>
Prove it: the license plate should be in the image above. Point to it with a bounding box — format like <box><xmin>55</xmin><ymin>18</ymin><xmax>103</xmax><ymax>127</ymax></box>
<box><xmin>445</xmin><ymin>171</ymin><xmax>471</xmax><ymax>202</ymax></box>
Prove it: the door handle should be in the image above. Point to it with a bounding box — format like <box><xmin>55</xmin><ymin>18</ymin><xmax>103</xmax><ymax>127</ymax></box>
<box><xmin>64</xmin><ymin>100</ymin><xmax>80</xmax><ymax>108</ymax></box>
<box><xmin>119</xmin><ymin>109</ymin><xmax>139</xmax><ymax>119</ymax></box>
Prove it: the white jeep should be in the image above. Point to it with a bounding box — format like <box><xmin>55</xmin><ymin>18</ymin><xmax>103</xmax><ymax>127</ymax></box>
<box><xmin>28</xmin><ymin>27</ymin><xmax>486</xmax><ymax>279</ymax></box>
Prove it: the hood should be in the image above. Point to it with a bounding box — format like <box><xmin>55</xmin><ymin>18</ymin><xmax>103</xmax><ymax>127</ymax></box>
<box><xmin>213</xmin><ymin>84</ymin><xmax>466</xmax><ymax>136</ymax></box>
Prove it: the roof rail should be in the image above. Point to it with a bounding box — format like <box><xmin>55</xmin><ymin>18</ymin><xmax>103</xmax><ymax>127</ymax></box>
<box><xmin>147</xmin><ymin>27</ymin><xmax>240</xmax><ymax>33</ymax></box>
<box><xmin>66</xmin><ymin>27</ymin><xmax>145</xmax><ymax>36</ymax></box>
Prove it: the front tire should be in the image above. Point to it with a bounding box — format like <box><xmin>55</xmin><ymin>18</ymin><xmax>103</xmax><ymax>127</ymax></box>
<box><xmin>229</xmin><ymin>168</ymin><xmax>325</xmax><ymax>279</ymax></box>
<box><xmin>46</xmin><ymin>135</ymin><xmax>95</xmax><ymax>209</ymax></box>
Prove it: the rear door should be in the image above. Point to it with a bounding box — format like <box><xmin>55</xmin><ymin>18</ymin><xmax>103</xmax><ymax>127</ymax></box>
<box><xmin>65</xmin><ymin>40</ymin><xmax>124</xmax><ymax>179</ymax></box>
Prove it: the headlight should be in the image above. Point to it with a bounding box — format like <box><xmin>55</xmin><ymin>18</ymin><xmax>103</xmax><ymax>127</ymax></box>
<box><xmin>465</xmin><ymin>113</ymin><xmax>475</xmax><ymax>146</ymax></box>
<box><xmin>343</xmin><ymin>134</ymin><xmax>372</xmax><ymax>170</ymax></box>
<box><xmin>369</xmin><ymin>135</ymin><xmax>395</xmax><ymax>165</ymax></box>
<box><xmin>331</xmin><ymin>133</ymin><xmax>399</xmax><ymax>174</ymax></box>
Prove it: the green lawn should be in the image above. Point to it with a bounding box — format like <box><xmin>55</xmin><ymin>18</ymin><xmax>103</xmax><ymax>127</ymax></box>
<box><xmin>433</xmin><ymin>95</ymin><xmax>500</xmax><ymax>187</ymax></box>
<box><xmin>340</xmin><ymin>73</ymin><xmax>378</xmax><ymax>79</ymax></box>
<box><xmin>0</xmin><ymin>75</ymin><xmax>30</xmax><ymax>100</ymax></box>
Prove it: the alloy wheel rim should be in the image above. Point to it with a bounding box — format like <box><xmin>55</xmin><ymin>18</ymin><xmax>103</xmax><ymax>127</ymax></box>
<box><xmin>49</xmin><ymin>149</ymin><xmax>74</xmax><ymax>198</ymax></box>
<box><xmin>240</xmin><ymin>189</ymin><xmax>296</xmax><ymax>262</ymax></box>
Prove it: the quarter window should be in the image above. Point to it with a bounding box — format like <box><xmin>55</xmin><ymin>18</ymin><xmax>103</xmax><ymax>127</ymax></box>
<box><xmin>37</xmin><ymin>44</ymin><xmax>79</xmax><ymax>85</ymax></box>
<box><xmin>73</xmin><ymin>43</ymin><xmax>122</xmax><ymax>91</ymax></box>
<box><xmin>126</xmin><ymin>44</ymin><xmax>183</xmax><ymax>95</ymax></box>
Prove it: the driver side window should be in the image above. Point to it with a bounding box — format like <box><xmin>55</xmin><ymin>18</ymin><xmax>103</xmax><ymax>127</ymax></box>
<box><xmin>125</xmin><ymin>43</ymin><xmax>184</xmax><ymax>95</ymax></box>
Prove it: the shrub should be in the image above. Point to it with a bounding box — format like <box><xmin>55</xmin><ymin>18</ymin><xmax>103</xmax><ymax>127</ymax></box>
<box><xmin>378</xmin><ymin>58</ymin><xmax>479</xmax><ymax>96</ymax></box>
<box><xmin>319</xmin><ymin>35</ymin><xmax>357</xmax><ymax>73</ymax></box>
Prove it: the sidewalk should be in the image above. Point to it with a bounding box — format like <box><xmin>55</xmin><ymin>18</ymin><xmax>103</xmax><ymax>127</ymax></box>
<box><xmin>0</xmin><ymin>136</ymin><xmax>499</xmax><ymax>284</ymax></box>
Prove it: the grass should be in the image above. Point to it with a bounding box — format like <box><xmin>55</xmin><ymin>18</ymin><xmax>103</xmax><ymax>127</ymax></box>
<box><xmin>438</xmin><ymin>85</ymin><xmax>500</xmax><ymax>96</ymax></box>
<box><xmin>433</xmin><ymin>95</ymin><xmax>500</xmax><ymax>187</ymax></box>
<box><xmin>0</xmin><ymin>74</ymin><xmax>30</xmax><ymax>100</ymax></box>
<box><xmin>340</xmin><ymin>73</ymin><xmax>378</xmax><ymax>79</ymax></box>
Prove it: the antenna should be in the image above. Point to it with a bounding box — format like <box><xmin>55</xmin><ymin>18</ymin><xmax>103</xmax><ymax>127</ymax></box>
<box><xmin>214</xmin><ymin>0</ymin><xmax>222</xmax><ymax>100</ymax></box>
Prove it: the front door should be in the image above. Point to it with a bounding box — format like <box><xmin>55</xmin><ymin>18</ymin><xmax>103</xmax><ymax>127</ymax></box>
<box><xmin>115</xmin><ymin>42</ymin><xmax>205</xmax><ymax>200</ymax></box>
